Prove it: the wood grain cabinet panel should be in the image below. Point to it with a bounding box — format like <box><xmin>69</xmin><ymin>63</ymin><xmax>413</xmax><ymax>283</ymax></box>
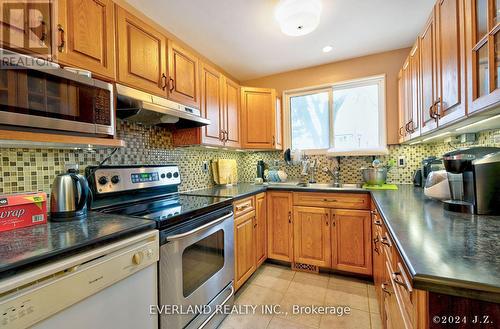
<box><xmin>435</xmin><ymin>0</ymin><xmax>467</xmax><ymax>125</ymax></box>
<box><xmin>200</xmin><ymin>62</ymin><xmax>224</xmax><ymax>146</ymax></box>
<box><xmin>267</xmin><ymin>191</ymin><xmax>293</xmax><ymax>262</ymax></box>
<box><xmin>409</xmin><ymin>39</ymin><xmax>421</xmax><ymax>139</ymax></box>
<box><xmin>56</xmin><ymin>0</ymin><xmax>115</xmax><ymax>79</ymax></box>
<box><xmin>331</xmin><ymin>209</ymin><xmax>372</xmax><ymax>275</ymax></box>
<box><xmin>223</xmin><ymin>77</ymin><xmax>241</xmax><ymax>148</ymax></box>
<box><xmin>168</xmin><ymin>41</ymin><xmax>200</xmax><ymax>108</ymax></box>
<box><xmin>293</xmin><ymin>192</ymin><xmax>370</xmax><ymax>210</ymax></box>
<box><xmin>255</xmin><ymin>193</ymin><xmax>267</xmax><ymax>267</ymax></box>
<box><xmin>293</xmin><ymin>206</ymin><xmax>331</xmax><ymax>267</ymax></box>
<box><xmin>241</xmin><ymin>87</ymin><xmax>277</xmax><ymax>149</ymax></box>
<box><xmin>234</xmin><ymin>211</ymin><xmax>256</xmax><ymax>291</ymax></box>
<box><xmin>115</xmin><ymin>5</ymin><xmax>167</xmax><ymax>96</ymax></box>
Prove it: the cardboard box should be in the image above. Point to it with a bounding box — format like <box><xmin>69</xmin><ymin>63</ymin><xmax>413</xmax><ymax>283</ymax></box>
<box><xmin>0</xmin><ymin>192</ymin><xmax>47</xmax><ymax>232</ymax></box>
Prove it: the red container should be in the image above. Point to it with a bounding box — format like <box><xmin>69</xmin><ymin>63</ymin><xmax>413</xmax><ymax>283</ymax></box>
<box><xmin>0</xmin><ymin>192</ymin><xmax>47</xmax><ymax>232</ymax></box>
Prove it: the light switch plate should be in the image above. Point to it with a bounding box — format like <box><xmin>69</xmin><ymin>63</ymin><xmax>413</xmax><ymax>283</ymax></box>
<box><xmin>202</xmin><ymin>161</ymin><xmax>209</xmax><ymax>173</ymax></box>
<box><xmin>398</xmin><ymin>156</ymin><xmax>406</xmax><ymax>168</ymax></box>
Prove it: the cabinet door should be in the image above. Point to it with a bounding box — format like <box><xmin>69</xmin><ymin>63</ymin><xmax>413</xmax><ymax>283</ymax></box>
<box><xmin>466</xmin><ymin>0</ymin><xmax>500</xmax><ymax>113</ymax></box>
<box><xmin>223</xmin><ymin>77</ymin><xmax>241</xmax><ymax>148</ymax></box>
<box><xmin>293</xmin><ymin>206</ymin><xmax>331</xmax><ymax>267</ymax></box>
<box><xmin>200</xmin><ymin>63</ymin><xmax>224</xmax><ymax>146</ymax></box>
<box><xmin>267</xmin><ymin>191</ymin><xmax>293</xmax><ymax>262</ymax></box>
<box><xmin>56</xmin><ymin>0</ymin><xmax>115</xmax><ymax>79</ymax></box>
<box><xmin>402</xmin><ymin>58</ymin><xmax>412</xmax><ymax>141</ymax></box>
<box><xmin>241</xmin><ymin>87</ymin><xmax>276</xmax><ymax>149</ymax></box>
<box><xmin>435</xmin><ymin>0</ymin><xmax>467</xmax><ymax>125</ymax></box>
<box><xmin>234</xmin><ymin>211</ymin><xmax>256</xmax><ymax>291</ymax></box>
<box><xmin>409</xmin><ymin>39</ymin><xmax>421</xmax><ymax>139</ymax></box>
<box><xmin>420</xmin><ymin>11</ymin><xmax>439</xmax><ymax>134</ymax></box>
<box><xmin>275</xmin><ymin>96</ymin><xmax>283</xmax><ymax>150</ymax></box>
<box><xmin>0</xmin><ymin>1</ymin><xmax>51</xmax><ymax>57</ymax></box>
<box><xmin>397</xmin><ymin>69</ymin><xmax>406</xmax><ymax>143</ymax></box>
<box><xmin>331</xmin><ymin>209</ymin><xmax>372</xmax><ymax>275</ymax></box>
<box><xmin>168</xmin><ymin>42</ymin><xmax>200</xmax><ymax>109</ymax></box>
<box><xmin>255</xmin><ymin>193</ymin><xmax>267</xmax><ymax>267</ymax></box>
<box><xmin>116</xmin><ymin>5</ymin><xmax>167</xmax><ymax>96</ymax></box>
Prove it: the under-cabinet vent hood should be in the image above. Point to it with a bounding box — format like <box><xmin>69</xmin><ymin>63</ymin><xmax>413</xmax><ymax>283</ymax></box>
<box><xmin>115</xmin><ymin>84</ymin><xmax>210</xmax><ymax>128</ymax></box>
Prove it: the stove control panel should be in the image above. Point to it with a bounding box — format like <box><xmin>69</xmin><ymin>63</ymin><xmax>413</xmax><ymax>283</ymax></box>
<box><xmin>92</xmin><ymin>166</ymin><xmax>181</xmax><ymax>194</ymax></box>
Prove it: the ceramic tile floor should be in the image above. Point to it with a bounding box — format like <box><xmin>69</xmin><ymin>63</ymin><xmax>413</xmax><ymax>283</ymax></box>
<box><xmin>220</xmin><ymin>263</ymin><xmax>382</xmax><ymax>329</ymax></box>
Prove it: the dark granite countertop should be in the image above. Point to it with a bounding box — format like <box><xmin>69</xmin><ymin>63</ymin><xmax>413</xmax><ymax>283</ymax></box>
<box><xmin>187</xmin><ymin>183</ymin><xmax>500</xmax><ymax>301</ymax></box>
<box><xmin>371</xmin><ymin>185</ymin><xmax>500</xmax><ymax>301</ymax></box>
<box><xmin>0</xmin><ymin>212</ymin><xmax>156</xmax><ymax>277</ymax></box>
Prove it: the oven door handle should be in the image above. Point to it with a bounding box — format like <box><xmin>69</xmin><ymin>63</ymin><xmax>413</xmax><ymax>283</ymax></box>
<box><xmin>166</xmin><ymin>212</ymin><xmax>233</xmax><ymax>242</ymax></box>
<box><xmin>199</xmin><ymin>284</ymin><xmax>235</xmax><ymax>329</ymax></box>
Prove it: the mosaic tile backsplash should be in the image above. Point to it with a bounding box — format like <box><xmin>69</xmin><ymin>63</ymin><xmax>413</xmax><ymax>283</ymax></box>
<box><xmin>0</xmin><ymin>121</ymin><xmax>499</xmax><ymax>196</ymax></box>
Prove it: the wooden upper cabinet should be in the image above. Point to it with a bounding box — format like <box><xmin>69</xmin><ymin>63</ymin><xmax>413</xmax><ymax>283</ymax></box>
<box><xmin>223</xmin><ymin>77</ymin><xmax>241</xmax><ymax>148</ymax></box>
<box><xmin>331</xmin><ymin>209</ymin><xmax>372</xmax><ymax>275</ymax></box>
<box><xmin>466</xmin><ymin>0</ymin><xmax>500</xmax><ymax>113</ymax></box>
<box><xmin>241</xmin><ymin>87</ymin><xmax>277</xmax><ymax>149</ymax></box>
<box><xmin>435</xmin><ymin>0</ymin><xmax>467</xmax><ymax>125</ymax></box>
<box><xmin>0</xmin><ymin>1</ymin><xmax>52</xmax><ymax>57</ymax></box>
<box><xmin>420</xmin><ymin>10</ymin><xmax>439</xmax><ymax>134</ymax></box>
<box><xmin>168</xmin><ymin>41</ymin><xmax>200</xmax><ymax>109</ymax></box>
<box><xmin>200</xmin><ymin>62</ymin><xmax>224</xmax><ymax>146</ymax></box>
<box><xmin>293</xmin><ymin>206</ymin><xmax>331</xmax><ymax>267</ymax></box>
<box><xmin>408</xmin><ymin>39</ymin><xmax>421</xmax><ymax>139</ymax></box>
<box><xmin>255</xmin><ymin>193</ymin><xmax>267</xmax><ymax>267</ymax></box>
<box><xmin>116</xmin><ymin>5</ymin><xmax>167</xmax><ymax>96</ymax></box>
<box><xmin>267</xmin><ymin>191</ymin><xmax>293</xmax><ymax>262</ymax></box>
<box><xmin>397</xmin><ymin>69</ymin><xmax>407</xmax><ymax>143</ymax></box>
<box><xmin>275</xmin><ymin>96</ymin><xmax>283</xmax><ymax>150</ymax></box>
<box><xmin>55</xmin><ymin>0</ymin><xmax>115</xmax><ymax>79</ymax></box>
<box><xmin>234</xmin><ymin>211</ymin><xmax>256</xmax><ymax>291</ymax></box>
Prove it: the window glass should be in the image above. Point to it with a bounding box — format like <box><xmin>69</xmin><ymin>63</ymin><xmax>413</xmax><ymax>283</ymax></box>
<box><xmin>290</xmin><ymin>91</ymin><xmax>330</xmax><ymax>150</ymax></box>
<box><xmin>333</xmin><ymin>84</ymin><xmax>380</xmax><ymax>150</ymax></box>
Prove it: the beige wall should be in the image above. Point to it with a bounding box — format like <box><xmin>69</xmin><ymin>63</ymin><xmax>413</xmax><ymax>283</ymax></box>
<box><xmin>242</xmin><ymin>48</ymin><xmax>411</xmax><ymax>145</ymax></box>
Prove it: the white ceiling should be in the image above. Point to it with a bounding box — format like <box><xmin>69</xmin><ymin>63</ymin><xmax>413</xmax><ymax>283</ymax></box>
<box><xmin>125</xmin><ymin>0</ymin><xmax>436</xmax><ymax>81</ymax></box>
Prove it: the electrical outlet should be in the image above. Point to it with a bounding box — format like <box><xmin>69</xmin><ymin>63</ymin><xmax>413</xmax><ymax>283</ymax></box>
<box><xmin>398</xmin><ymin>156</ymin><xmax>406</xmax><ymax>168</ymax></box>
<box><xmin>202</xmin><ymin>161</ymin><xmax>209</xmax><ymax>173</ymax></box>
<box><xmin>494</xmin><ymin>133</ymin><xmax>500</xmax><ymax>144</ymax></box>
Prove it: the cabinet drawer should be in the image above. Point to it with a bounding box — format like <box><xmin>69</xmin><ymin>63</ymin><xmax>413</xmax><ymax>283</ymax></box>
<box><xmin>381</xmin><ymin>231</ymin><xmax>394</xmax><ymax>264</ymax></box>
<box><xmin>392</xmin><ymin>258</ymin><xmax>415</xmax><ymax>327</ymax></box>
<box><xmin>293</xmin><ymin>192</ymin><xmax>370</xmax><ymax>209</ymax></box>
<box><xmin>234</xmin><ymin>196</ymin><xmax>255</xmax><ymax>217</ymax></box>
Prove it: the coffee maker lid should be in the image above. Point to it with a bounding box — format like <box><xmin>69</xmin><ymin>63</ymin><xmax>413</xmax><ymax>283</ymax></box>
<box><xmin>472</xmin><ymin>151</ymin><xmax>500</xmax><ymax>165</ymax></box>
<box><xmin>443</xmin><ymin>147</ymin><xmax>500</xmax><ymax>160</ymax></box>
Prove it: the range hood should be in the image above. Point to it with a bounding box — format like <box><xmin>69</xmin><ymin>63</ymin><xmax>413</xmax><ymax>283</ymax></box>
<box><xmin>115</xmin><ymin>84</ymin><xmax>210</xmax><ymax>128</ymax></box>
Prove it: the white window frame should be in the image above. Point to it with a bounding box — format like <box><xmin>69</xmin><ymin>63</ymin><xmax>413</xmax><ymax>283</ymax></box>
<box><xmin>283</xmin><ymin>74</ymin><xmax>388</xmax><ymax>156</ymax></box>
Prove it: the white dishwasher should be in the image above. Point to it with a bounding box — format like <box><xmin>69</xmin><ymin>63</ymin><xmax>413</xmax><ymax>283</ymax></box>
<box><xmin>0</xmin><ymin>230</ymin><xmax>159</xmax><ymax>329</ymax></box>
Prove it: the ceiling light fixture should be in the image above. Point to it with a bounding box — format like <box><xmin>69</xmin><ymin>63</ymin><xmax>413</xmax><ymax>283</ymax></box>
<box><xmin>275</xmin><ymin>0</ymin><xmax>322</xmax><ymax>37</ymax></box>
<box><xmin>322</xmin><ymin>45</ymin><xmax>333</xmax><ymax>53</ymax></box>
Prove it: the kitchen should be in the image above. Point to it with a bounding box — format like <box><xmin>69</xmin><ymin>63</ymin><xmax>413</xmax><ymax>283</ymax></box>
<box><xmin>0</xmin><ymin>0</ymin><xmax>499</xmax><ymax>328</ymax></box>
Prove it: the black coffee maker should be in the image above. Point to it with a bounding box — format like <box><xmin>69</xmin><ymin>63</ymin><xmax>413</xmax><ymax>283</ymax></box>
<box><xmin>442</xmin><ymin>147</ymin><xmax>500</xmax><ymax>214</ymax></box>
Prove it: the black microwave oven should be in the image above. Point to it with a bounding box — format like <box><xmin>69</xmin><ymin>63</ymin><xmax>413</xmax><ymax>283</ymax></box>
<box><xmin>0</xmin><ymin>50</ymin><xmax>114</xmax><ymax>136</ymax></box>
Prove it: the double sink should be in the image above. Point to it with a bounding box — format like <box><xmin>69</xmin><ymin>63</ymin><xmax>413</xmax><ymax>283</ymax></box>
<box><xmin>266</xmin><ymin>181</ymin><xmax>364</xmax><ymax>191</ymax></box>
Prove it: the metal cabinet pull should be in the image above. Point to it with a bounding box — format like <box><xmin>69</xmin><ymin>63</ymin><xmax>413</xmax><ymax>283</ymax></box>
<box><xmin>167</xmin><ymin>212</ymin><xmax>233</xmax><ymax>241</ymax></box>
<box><xmin>381</xmin><ymin>283</ymin><xmax>391</xmax><ymax>295</ymax></box>
<box><xmin>272</xmin><ymin>135</ymin><xmax>275</xmax><ymax>146</ymax></box>
<box><xmin>169</xmin><ymin>77</ymin><xmax>175</xmax><ymax>92</ymax></box>
<box><xmin>161</xmin><ymin>74</ymin><xmax>167</xmax><ymax>90</ymax></box>
<box><xmin>392</xmin><ymin>270</ymin><xmax>413</xmax><ymax>292</ymax></box>
<box><xmin>57</xmin><ymin>24</ymin><xmax>65</xmax><ymax>52</ymax></box>
<box><xmin>288</xmin><ymin>211</ymin><xmax>292</xmax><ymax>224</ymax></box>
<box><xmin>374</xmin><ymin>220</ymin><xmax>382</xmax><ymax>226</ymax></box>
<box><xmin>323</xmin><ymin>198</ymin><xmax>337</xmax><ymax>202</ymax></box>
<box><xmin>381</xmin><ymin>236</ymin><xmax>391</xmax><ymax>247</ymax></box>
<box><xmin>429</xmin><ymin>104</ymin><xmax>436</xmax><ymax>119</ymax></box>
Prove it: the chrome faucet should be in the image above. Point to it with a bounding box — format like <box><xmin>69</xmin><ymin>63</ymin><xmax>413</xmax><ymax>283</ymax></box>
<box><xmin>323</xmin><ymin>157</ymin><xmax>341</xmax><ymax>187</ymax></box>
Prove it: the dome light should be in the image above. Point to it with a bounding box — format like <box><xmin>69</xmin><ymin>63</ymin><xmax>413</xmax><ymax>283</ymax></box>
<box><xmin>275</xmin><ymin>0</ymin><xmax>322</xmax><ymax>37</ymax></box>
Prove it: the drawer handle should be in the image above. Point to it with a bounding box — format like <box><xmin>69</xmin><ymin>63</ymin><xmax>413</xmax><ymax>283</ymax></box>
<box><xmin>57</xmin><ymin>24</ymin><xmax>65</xmax><ymax>52</ymax></box>
<box><xmin>374</xmin><ymin>220</ymin><xmax>382</xmax><ymax>226</ymax></box>
<box><xmin>381</xmin><ymin>283</ymin><xmax>391</xmax><ymax>295</ymax></box>
<box><xmin>392</xmin><ymin>271</ymin><xmax>413</xmax><ymax>292</ymax></box>
<box><xmin>381</xmin><ymin>236</ymin><xmax>391</xmax><ymax>247</ymax></box>
<box><xmin>323</xmin><ymin>198</ymin><xmax>338</xmax><ymax>202</ymax></box>
<box><xmin>236</xmin><ymin>204</ymin><xmax>250</xmax><ymax>211</ymax></box>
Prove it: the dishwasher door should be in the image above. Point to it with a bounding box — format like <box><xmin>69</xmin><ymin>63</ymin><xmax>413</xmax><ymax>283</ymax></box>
<box><xmin>0</xmin><ymin>230</ymin><xmax>159</xmax><ymax>329</ymax></box>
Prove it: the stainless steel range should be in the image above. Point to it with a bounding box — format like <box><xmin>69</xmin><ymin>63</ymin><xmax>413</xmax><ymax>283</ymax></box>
<box><xmin>86</xmin><ymin>165</ymin><xmax>235</xmax><ymax>329</ymax></box>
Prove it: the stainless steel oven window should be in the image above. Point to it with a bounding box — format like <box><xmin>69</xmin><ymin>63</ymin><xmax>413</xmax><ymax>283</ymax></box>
<box><xmin>182</xmin><ymin>229</ymin><xmax>225</xmax><ymax>297</ymax></box>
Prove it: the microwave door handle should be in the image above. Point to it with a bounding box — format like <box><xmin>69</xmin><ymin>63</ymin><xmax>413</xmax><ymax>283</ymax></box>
<box><xmin>198</xmin><ymin>285</ymin><xmax>235</xmax><ymax>329</ymax></box>
<box><xmin>166</xmin><ymin>212</ymin><xmax>233</xmax><ymax>242</ymax></box>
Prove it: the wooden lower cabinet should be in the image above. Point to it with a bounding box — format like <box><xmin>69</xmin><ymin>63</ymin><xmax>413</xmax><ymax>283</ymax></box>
<box><xmin>267</xmin><ymin>191</ymin><xmax>293</xmax><ymax>262</ymax></box>
<box><xmin>255</xmin><ymin>193</ymin><xmax>267</xmax><ymax>267</ymax></box>
<box><xmin>233</xmin><ymin>193</ymin><xmax>267</xmax><ymax>291</ymax></box>
<box><xmin>331</xmin><ymin>209</ymin><xmax>373</xmax><ymax>275</ymax></box>
<box><xmin>234</xmin><ymin>210</ymin><xmax>256</xmax><ymax>291</ymax></box>
<box><xmin>293</xmin><ymin>206</ymin><xmax>331</xmax><ymax>267</ymax></box>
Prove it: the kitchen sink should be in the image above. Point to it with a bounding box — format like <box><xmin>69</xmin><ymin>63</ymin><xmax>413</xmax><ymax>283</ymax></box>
<box><xmin>267</xmin><ymin>182</ymin><xmax>364</xmax><ymax>190</ymax></box>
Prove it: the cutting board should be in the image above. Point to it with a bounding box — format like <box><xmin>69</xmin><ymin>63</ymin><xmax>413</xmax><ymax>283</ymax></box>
<box><xmin>362</xmin><ymin>184</ymin><xmax>398</xmax><ymax>190</ymax></box>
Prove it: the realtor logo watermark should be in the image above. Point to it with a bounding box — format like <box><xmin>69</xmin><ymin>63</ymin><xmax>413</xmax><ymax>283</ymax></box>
<box><xmin>0</xmin><ymin>0</ymin><xmax>55</xmax><ymax>68</ymax></box>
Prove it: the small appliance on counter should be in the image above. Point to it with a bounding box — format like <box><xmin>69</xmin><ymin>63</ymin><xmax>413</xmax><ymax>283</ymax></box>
<box><xmin>0</xmin><ymin>192</ymin><xmax>47</xmax><ymax>232</ymax></box>
<box><xmin>256</xmin><ymin>160</ymin><xmax>265</xmax><ymax>180</ymax></box>
<box><xmin>421</xmin><ymin>156</ymin><xmax>444</xmax><ymax>182</ymax></box>
<box><xmin>423</xmin><ymin>170</ymin><xmax>451</xmax><ymax>200</ymax></box>
<box><xmin>413</xmin><ymin>169</ymin><xmax>423</xmax><ymax>187</ymax></box>
<box><xmin>50</xmin><ymin>167</ymin><xmax>90</xmax><ymax>221</ymax></box>
<box><xmin>212</xmin><ymin>159</ymin><xmax>238</xmax><ymax>185</ymax></box>
<box><xmin>442</xmin><ymin>147</ymin><xmax>500</xmax><ymax>215</ymax></box>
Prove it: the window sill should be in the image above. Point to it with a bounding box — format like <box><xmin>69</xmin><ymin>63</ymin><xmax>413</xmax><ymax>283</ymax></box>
<box><xmin>326</xmin><ymin>147</ymin><xmax>389</xmax><ymax>157</ymax></box>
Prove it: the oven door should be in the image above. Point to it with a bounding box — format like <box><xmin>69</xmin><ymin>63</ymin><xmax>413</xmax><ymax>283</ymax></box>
<box><xmin>159</xmin><ymin>207</ymin><xmax>234</xmax><ymax>329</ymax></box>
